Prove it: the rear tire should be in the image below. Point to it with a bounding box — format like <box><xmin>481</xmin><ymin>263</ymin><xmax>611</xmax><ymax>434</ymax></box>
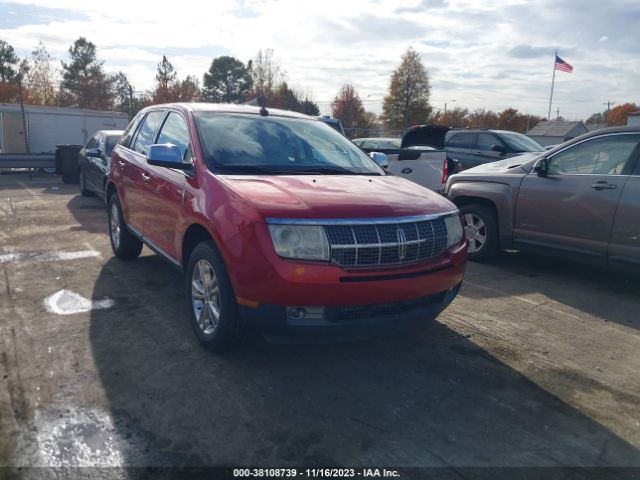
<box><xmin>460</xmin><ymin>203</ymin><xmax>499</xmax><ymax>261</ymax></box>
<box><xmin>108</xmin><ymin>193</ymin><xmax>143</xmax><ymax>260</ymax></box>
<box><xmin>79</xmin><ymin>169</ymin><xmax>91</xmax><ymax>197</ymax></box>
<box><xmin>185</xmin><ymin>241</ymin><xmax>247</xmax><ymax>352</ymax></box>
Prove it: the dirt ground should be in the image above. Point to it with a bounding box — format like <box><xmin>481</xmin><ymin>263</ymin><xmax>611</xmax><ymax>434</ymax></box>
<box><xmin>1</xmin><ymin>174</ymin><xmax>639</xmax><ymax>471</ymax></box>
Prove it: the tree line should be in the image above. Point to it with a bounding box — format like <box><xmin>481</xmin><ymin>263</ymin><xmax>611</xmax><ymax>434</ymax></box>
<box><xmin>0</xmin><ymin>38</ymin><xmax>636</xmax><ymax>136</ymax></box>
<box><xmin>0</xmin><ymin>38</ymin><xmax>322</xmax><ymax>117</ymax></box>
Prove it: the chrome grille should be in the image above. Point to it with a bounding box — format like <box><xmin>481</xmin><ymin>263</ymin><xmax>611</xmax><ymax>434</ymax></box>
<box><xmin>324</xmin><ymin>217</ymin><xmax>448</xmax><ymax>268</ymax></box>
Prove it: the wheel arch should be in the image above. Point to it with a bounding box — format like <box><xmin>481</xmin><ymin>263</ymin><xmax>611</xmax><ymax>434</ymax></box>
<box><xmin>448</xmin><ymin>182</ymin><xmax>514</xmax><ymax>249</ymax></box>
<box><xmin>181</xmin><ymin>223</ymin><xmax>222</xmax><ymax>270</ymax></box>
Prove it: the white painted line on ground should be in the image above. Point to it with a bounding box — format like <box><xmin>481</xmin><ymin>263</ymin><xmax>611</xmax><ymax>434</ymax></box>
<box><xmin>0</xmin><ymin>249</ymin><xmax>101</xmax><ymax>264</ymax></box>
<box><xmin>16</xmin><ymin>181</ymin><xmax>47</xmax><ymax>204</ymax></box>
<box><xmin>44</xmin><ymin>289</ymin><xmax>115</xmax><ymax>315</ymax></box>
<box><xmin>464</xmin><ymin>281</ymin><xmax>540</xmax><ymax>305</ymax></box>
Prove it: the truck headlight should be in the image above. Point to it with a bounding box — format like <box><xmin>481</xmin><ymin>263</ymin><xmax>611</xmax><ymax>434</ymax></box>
<box><xmin>444</xmin><ymin>214</ymin><xmax>464</xmax><ymax>248</ymax></box>
<box><xmin>268</xmin><ymin>224</ymin><xmax>330</xmax><ymax>261</ymax></box>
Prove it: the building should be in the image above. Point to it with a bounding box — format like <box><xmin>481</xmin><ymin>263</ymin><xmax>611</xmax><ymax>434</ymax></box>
<box><xmin>0</xmin><ymin>104</ymin><xmax>129</xmax><ymax>154</ymax></box>
<box><xmin>526</xmin><ymin>120</ymin><xmax>588</xmax><ymax>147</ymax></box>
<box><xmin>628</xmin><ymin>112</ymin><xmax>640</xmax><ymax>127</ymax></box>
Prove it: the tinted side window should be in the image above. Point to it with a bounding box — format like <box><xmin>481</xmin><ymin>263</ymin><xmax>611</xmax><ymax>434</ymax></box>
<box><xmin>548</xmin><ymin>134</ymin><xmax>640</xmax><ymax>175</ymax></box>
<box><xmin>477</xmin><ymin>133</ymin><xmax>501</xmax><ymax>151</ymax></box>
<box><xmin>156</xmin><ymin>112</ymin><xmax>191</xmax><ymax>162</ymax></box>
<box><xmin>86</xmin><ymin>134</ymin><xmax>100</xmax><ymax>149</ymax></box>
<box><xmin>447</xmin><ymin>133</ymin><xmax>476</xmax><ymax>149</ymax></box>
<box><xmin>132</xmin><ymin>111</ymin><xmax>165</xmax><ymax>156</ymax></box>
<box><xmin>120</xmin><ymin>113</ymin><xmax>145</xmax><ymax>148</ymax></box>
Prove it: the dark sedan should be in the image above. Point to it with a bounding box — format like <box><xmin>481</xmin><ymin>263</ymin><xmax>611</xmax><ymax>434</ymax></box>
<box><xmin>79</xmin><ymin>130</ymin><xmax>123</xmax><ymax>201</ymax></box>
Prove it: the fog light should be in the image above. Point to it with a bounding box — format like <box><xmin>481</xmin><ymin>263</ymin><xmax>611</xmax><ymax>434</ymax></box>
<box><xmin>287</xmin><ymin>307</ymin><xmax>306</xmax><ymax>321</ymax></box>
<box><xmin>286</xmin><ymin>306</ymin><xmax>325</xmax><ymax>321</ymax></box>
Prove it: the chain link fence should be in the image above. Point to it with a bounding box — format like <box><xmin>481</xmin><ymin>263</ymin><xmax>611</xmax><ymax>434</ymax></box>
<box><xmin>347</xmin><ymin>126</ymin><xmax>404</xmax><ymax>140</ymax></box>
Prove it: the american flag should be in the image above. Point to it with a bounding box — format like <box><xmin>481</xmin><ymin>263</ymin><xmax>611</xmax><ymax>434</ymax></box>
<box><xmin>555</xmin><ymin>55</ymin><xmax>573</xmax><ymax>73</ymax></box>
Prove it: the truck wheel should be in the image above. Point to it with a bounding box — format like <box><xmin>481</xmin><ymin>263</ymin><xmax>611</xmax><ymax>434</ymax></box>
<box><xmin>186</xmin><ymin>241</ymin><xmax>247</xmax><ymax>352</ymax></box>
<box><xmin>460</xmin><ymin>204</ymin><xmax>498</xmax><ymax>261</ymax></box>
<box><xmin>79</xmin><ymin>169</ymin><xmax>91</xmax><ymax>197</ymax></box>
<box><xmin>108</xmin><ymin>193</ymin><xmax>143</xmax><ymax>260</ymax></box>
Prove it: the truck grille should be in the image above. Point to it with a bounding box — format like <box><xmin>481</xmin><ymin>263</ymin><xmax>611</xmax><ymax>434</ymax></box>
<box><xmin>323</xmin><ymin>217</ymin><xmax>448</xmax><ymax>268</ymax></box>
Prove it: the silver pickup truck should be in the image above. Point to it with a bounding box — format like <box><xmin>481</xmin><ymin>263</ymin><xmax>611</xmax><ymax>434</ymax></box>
<box><xmin>445</xmin><ymin>126</ymin><xmax>640</xmax><ymax>271</ymax></box>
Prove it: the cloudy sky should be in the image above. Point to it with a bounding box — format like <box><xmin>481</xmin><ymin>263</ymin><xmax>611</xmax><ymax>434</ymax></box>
<box><xmin>0</xmin><ymin>0</ymin><xmax>638</xmax><ymax>119</ymax></box>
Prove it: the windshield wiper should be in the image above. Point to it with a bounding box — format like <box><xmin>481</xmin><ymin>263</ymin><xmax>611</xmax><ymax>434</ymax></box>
<box><xmin>215</xmin><ymin>165</ymin><xmax>380</xmax><ymax>175</ymax></box>
<box><xmin>290</xmin><ymin>166</ymin><xmax>380</xmax><ymax>175</ymax></box>
<box><xmin>215</xmin><ymin>165</ymin><xmax>295</xmax><ymax>174</ymax></box>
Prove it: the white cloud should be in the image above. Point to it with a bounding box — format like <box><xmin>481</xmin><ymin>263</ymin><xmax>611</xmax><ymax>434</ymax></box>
<box><xmin>0</xmin><ymin>0</ymin><xmax>638</xmax><ymax>119</ymax></box>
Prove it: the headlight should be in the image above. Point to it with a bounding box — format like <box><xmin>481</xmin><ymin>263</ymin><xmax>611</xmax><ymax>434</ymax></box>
<box><xmin>444</xmin><ymin>214</ymin><xmax>464</xmax><ymax>248</ymax></box>
<box><xmin>268</xmin><ymin>224</ymin><xmax>330</xmax><ymax>261</ymax></box>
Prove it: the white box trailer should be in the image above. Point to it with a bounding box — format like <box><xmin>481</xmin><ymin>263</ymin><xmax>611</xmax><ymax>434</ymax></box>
<box><xmin>0</xmin><ymin>103</ymin><xmax>129</xmax><ymax>154</ymax></box>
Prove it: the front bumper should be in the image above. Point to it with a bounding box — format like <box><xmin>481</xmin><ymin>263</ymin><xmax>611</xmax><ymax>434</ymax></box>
<box><xmin>239</xmin><ymin>282</ymin><xmax>462</xmax><ymax>339</ymax></box>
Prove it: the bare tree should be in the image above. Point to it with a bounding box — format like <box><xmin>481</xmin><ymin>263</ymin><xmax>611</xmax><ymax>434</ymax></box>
<box><xmin>25</xmin><ymin>42</ymin><xmax>58</xmax><ymax>105</ymax></box>
<box><xmin>249</xmin><ymin>49</ymin><xmax>283</xmax><ymax>101</ymax></box>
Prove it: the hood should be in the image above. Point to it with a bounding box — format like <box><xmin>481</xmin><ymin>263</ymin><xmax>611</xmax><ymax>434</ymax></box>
<box><xmin>462</xmin><ymin>153</ymin><xmax>541</xmax><ymax>175</ymax></box>
<box><xmin>401</xmin><ymin>125</ymin><xmax>450</xmax><ymax>150</ymax></box>
<box><xmin>219</xmin><ymin>174</ymin><xmax>457</xmax><ymax>219</ymax></box>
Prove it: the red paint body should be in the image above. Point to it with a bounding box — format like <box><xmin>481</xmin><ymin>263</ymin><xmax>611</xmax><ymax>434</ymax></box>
<box><xmin>108</xmin><ymin>104</ymin><xmax>466</xmax><ymax>317</ymax></box>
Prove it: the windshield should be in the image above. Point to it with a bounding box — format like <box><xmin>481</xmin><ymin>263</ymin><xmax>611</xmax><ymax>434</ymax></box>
<box><xmin>194</xmin><ymin>113</ymin><xmax>384</xmax><ymax>175</ymax></box>
<box><xmin>501</xmin><ymin>132</ymin><xmax>544</xmax><ymax>153</ymax></box>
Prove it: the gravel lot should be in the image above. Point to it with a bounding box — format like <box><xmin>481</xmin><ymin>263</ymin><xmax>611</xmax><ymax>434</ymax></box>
<box><xmin>1</xmin><ymin>174</ymin><xmax>639</xmax><ymax>471</ymax></box>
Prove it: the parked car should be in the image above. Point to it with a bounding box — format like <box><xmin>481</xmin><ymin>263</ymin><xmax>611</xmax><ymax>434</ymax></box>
<box><xmin>445</xmin><ymin>129</ymin><xmax>545</xmax><ymax>171</ymax></box>
<box><xmin>106</xmin><ymin>104</ymin><xmax>467</xmax><ymax>351</ymax></box>
<box><xmin>79</xmin><ymin>130</ymin><xmax>124</xmax><ymax>200</ymax></box>
<box><xmin>353</xmin><ymin>137</ymin><xmax>401</xmax><ymax>151</ymax></box>
<box><xmin>317</xmin><ymin>116</ymin><xmax>346</xmax><ymax>135</ymax></box>
<box><xmin>445</xmin><ymin>126</ymin><xmax>640</xmax><ymax>270</ymax></box>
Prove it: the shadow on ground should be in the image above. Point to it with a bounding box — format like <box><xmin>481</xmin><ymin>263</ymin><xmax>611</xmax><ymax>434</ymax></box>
<box><xmin>88</xmin><ymin>255</ymin><xmax>640</xmax><ymax>467</ymax></box>
<box><xmin>461</xmin><ymin>251</ymin><xmax>640</xmax><ymax>331</ymax></box>
<box><xmin>67</xmin><ymin>195</ymin><xmax>107</xmax><ymax>235</ymax></box>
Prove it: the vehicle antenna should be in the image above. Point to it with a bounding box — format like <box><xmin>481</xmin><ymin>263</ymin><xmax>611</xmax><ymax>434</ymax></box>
<box><xmin>258</xmin><ymin>95</ymin><xmax>269</xmax><ymax>116</ymax></box>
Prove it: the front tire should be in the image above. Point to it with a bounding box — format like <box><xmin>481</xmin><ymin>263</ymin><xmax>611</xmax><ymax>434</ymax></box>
<box><xmin>186</xmin><ymin>241</ymin><xmax>246</xmax><ymax>352</ymax></box>
<box><xmin>108</xmin><ymin>193</ymin><xmax>143</xmax><ymax>260</ymax></box>
<box><xmin>460</xmin><ymin>203</ymin><xmax>499</xmax><ymax>261</ymax></box>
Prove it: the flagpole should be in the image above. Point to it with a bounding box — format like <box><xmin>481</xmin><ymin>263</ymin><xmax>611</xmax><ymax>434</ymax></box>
<box><xmin>547</xmin><ymin>50</ymin><xmax>557</xmax><ymax>120</ymax></box>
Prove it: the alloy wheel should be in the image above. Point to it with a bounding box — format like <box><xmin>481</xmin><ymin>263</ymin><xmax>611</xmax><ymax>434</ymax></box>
<box><xmin>191</xmin><ymin>259</ymin><xmax>221</xmax><ymax>335</ymax></box>
<box><xmin>463</xmin><ymin>213</ymin><xmax>487</xmax><ymax>253</ymax></box>
<box><xmin>110</xmin><ymin>203</ymin><xmax>121</xmax><ymax>250</ymax></box>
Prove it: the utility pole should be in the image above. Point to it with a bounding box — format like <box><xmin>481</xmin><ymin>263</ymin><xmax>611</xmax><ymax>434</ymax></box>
<box><xmin>556</xmin><ymin>108</ymin><xmax>560</xmax><ymax>119</ymax></box>
<box><xmin>444</xmin><ymin>100</ymin><xmax>455</xmax><ymax>125</ymax></box>
<box><xmin>128</xmin><ymin>85</ymin><xmax>134</xmax><ymax>120</ymax></box>
<box><xmin>603</xmin><ymin>100</ymin><xmax>615</xmax><ymax>124</ymax></box>
<box><xmin>17</xmin><ymin>75</ymin><xmax>30</xmax><ymax>153</ymax></box>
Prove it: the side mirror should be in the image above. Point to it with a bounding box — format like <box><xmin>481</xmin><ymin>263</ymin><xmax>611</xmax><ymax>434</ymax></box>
<box><xmin>86</xmin><ymin>148</ymin><xmax>102</xmax><ymax>158</ymax></box>
<box><xmin>533</xmin><ymin>158</ymin><xmax>549</xmax><ymax>176</ymax></box>
<box><xmin>147</xmin><ymin>144</ymin><xmax>191</xmax><ymax>170</ymax></box>
<box><xmin>369</xmin><ymin>151</ymin><xmax>389</xmax><ymax>169</ymax></box>
<box><xmin>490</xmin><ymin>144</ymin><xmax>507</xmax><ymax>155</ymax></box>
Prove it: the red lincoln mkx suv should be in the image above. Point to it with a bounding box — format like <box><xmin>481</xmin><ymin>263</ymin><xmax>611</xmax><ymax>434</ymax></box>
<box><xmin>106</xmin><ymin>103</ymin><xmax>467</xmax><ymax>351</ymax></box>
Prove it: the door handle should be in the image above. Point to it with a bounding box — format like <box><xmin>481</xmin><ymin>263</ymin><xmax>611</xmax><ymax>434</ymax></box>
<box><xmin>401</xmin><ymin>167</ymin><xmax>413</xmax><ymax>174</ymax></box>
<box><xmin>141</xmin><ymin>173</ymin><xmax>150</xmax><ymax>182</ymax></box>
<box><xmin>591</xmin><ymin>181</ymin><xmax>617</xmax><ymax>190</ymax></box>
<box><xmin>118</xmin><ymin>160</ymin><xmax>126</xmax><ymax>167</ymax></box>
